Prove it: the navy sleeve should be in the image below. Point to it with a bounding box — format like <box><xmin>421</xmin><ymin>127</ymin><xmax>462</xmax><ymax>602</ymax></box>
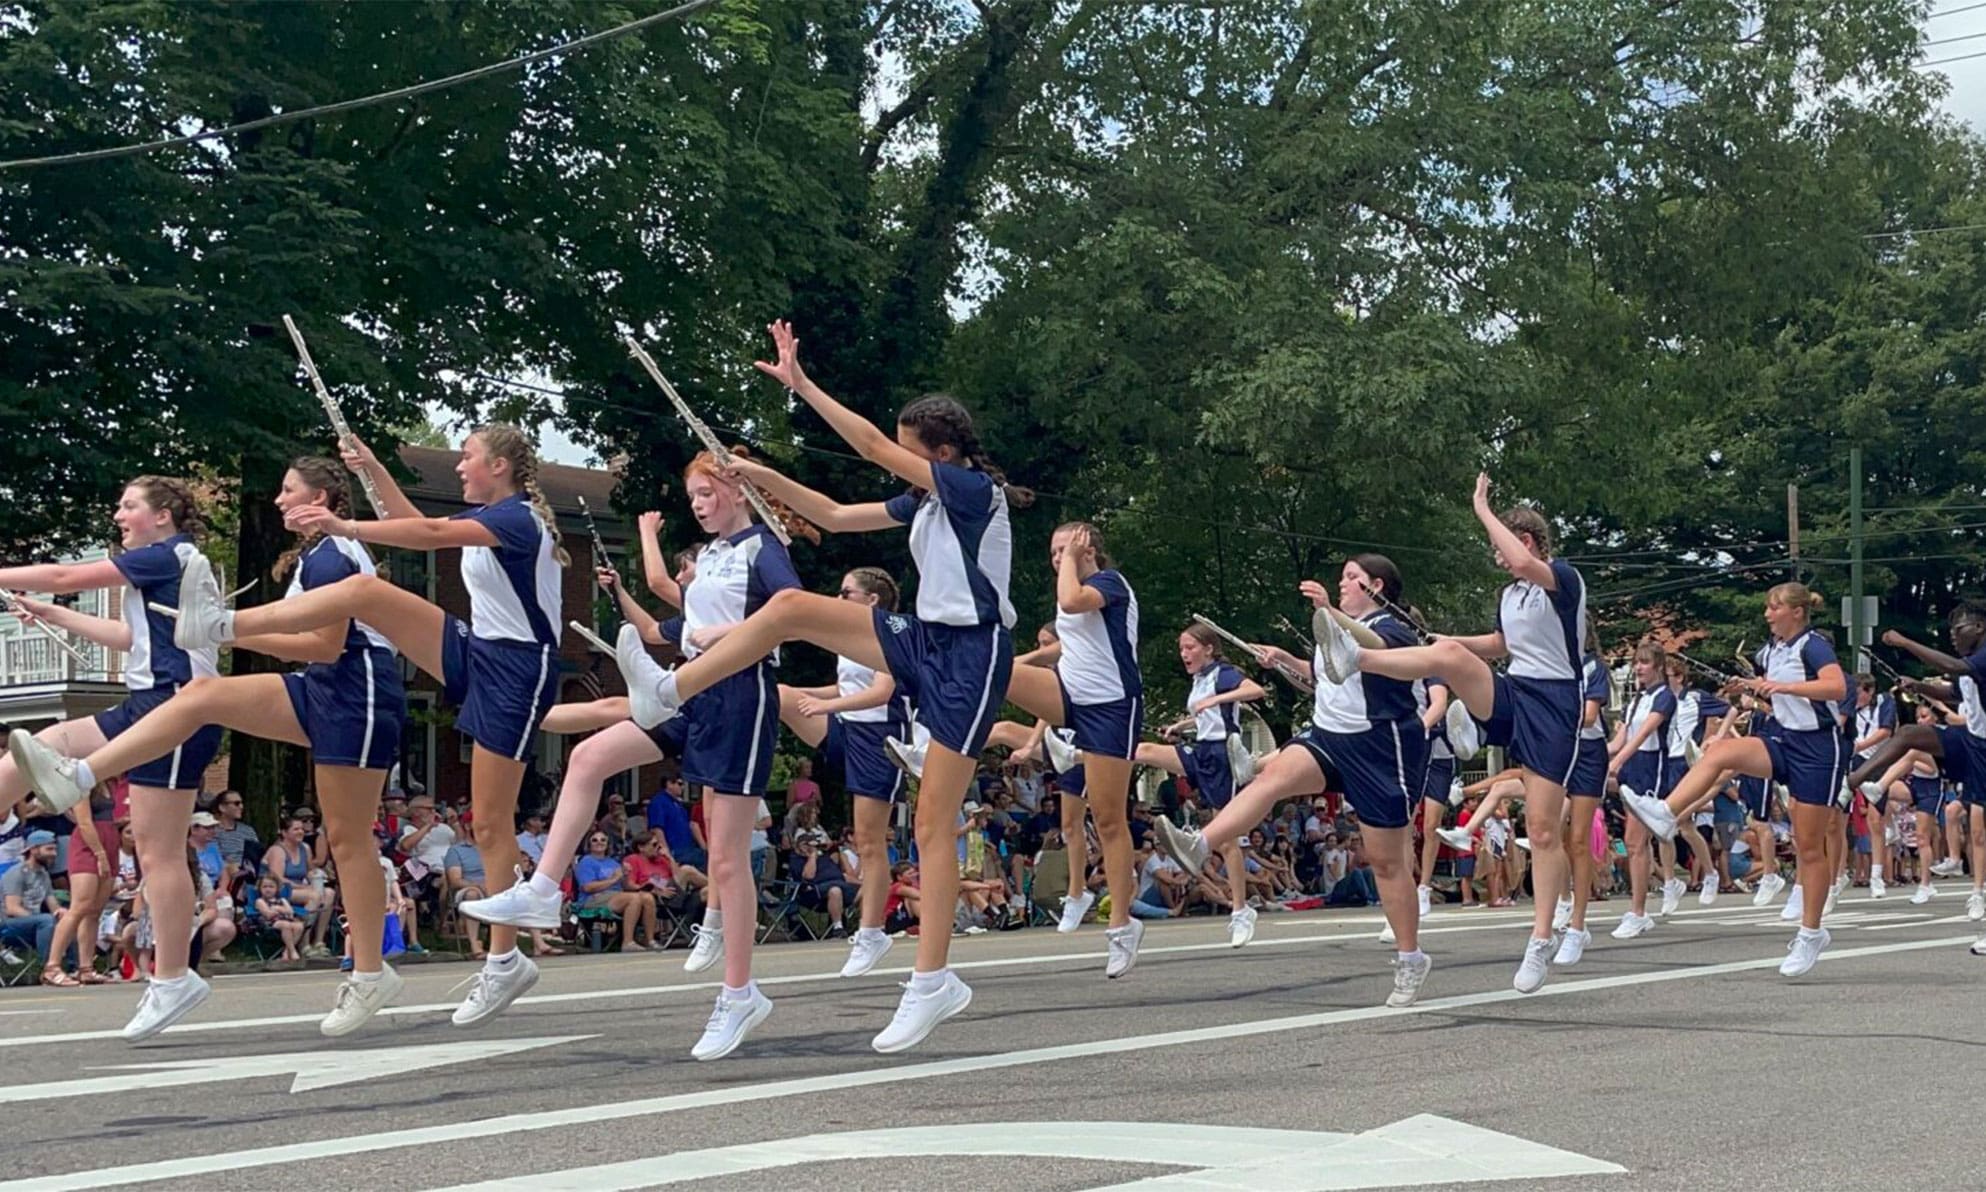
<box><xmin>1084</xmin><ymin>571</ymin><xmax>1128</xmax><ymax>606</ymax></box>
<box><xmin>1214</xmin><ymin>664</ymin><xmax>1243</xmax><ymax>696</ymax></box>
<box><xmin>1878</xmin><ymin>696</ymin><xmax>1897</xmax><ymax>731</ymax></box>
<box><xmin>1698</xmin><ymin>693</ymin><xmax>1732</xmax><ymax>719</ymax></box>
<box><xmin>1583</xmin><ymin>664</ymin><xmax>1609</xmax><ymax>703</ymax></box>
<box><xmin>1652</xmin><ymin>688</ymin><xmax>1677</xmax><ymax>718</ymax></box>
<box><xmin>457</xmin><ymin>499</ymin><xmax>541</xmax><ymax>558</ymax></box>
<box><xmin>930</xmin><ymin>462</ymin><xmax>995</xmax><ymax>534</ymax></box>
<box><xmin>1548</xmin><ymin>559</ymin><xmax>1584</xmax><ymax>611</ymax></box>
<box><xmin>112</xmin><ymin>541</ymin><xmax>181</xmax><ymax>592</ymax></box>
<box><xmin>1800</xmin><ymin>634</ymin><xmax>1840</xmax><ymax>674</ymax></box>
<box><xmin>298</xmin><ymin>543</ymin><xmax>359</xmax><ymax>592</ymax></box>
<box><xmin>1967</xmin><ymin>647</ymin><xmax>1986</xmax><ymax>689</ymax></box>
<box><xmin>746</xmin><ymin>535</ymin><xmax>802</xmax><ymax>604</ymax></box>
<box><xmin>660</xmin><ymin>616</ymin><xmax>686</xmax><ymax>647</ymax></box>
<box><xmin>882</xmin><ymin>491</ymin><xmax>920</xmax><ymax>525</ymax></box>
<box><xmin>1375</xmin><ymin>616</ymin><xmax>1419</xmax><ymax>650</ymax></box>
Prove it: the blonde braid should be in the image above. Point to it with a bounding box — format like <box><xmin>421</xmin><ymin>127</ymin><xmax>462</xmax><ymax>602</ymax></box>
<box><xmin>272</xmin><ymin>456</ymin><xmax>350</xmax><ymax>581</ymax></box>
<box><xmin>477</xmin><ymin>423</ymin><xmax>570</xmax><ymax>567</ymax></box>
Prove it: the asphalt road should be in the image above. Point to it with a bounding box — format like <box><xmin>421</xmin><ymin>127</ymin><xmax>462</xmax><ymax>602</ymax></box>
<box><xmin>2</xmin><ymin>888</ymin><xmax>1979</xmax><ymax>1191</ymax></box>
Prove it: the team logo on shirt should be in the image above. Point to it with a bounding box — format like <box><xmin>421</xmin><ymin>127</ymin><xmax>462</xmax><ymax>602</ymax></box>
<box><xmin>885</xmin><ymin>614</ymin><xmax>911</xmax><ymax>636</ymax></box>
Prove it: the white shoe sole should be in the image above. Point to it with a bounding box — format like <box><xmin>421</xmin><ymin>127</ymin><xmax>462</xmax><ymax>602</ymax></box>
<box><xmin>320</xmin><ymin>967</ymin><xmax>406</xmax><ymax>1038</ymax></box>
<box><xmin>451</xmin><ymin>961</ymin><xmax>539</xmax><ymax>1027</ymax></box>
<box><xmin>123</xmin><ymin>978</ymin><xmax>211</xmax><ymax>1043</ymax></box>
<box><xmin>458</xmin><ymin>897</ymin><xmax>563</xmax><ymax>930</ymax></box>
<box><xmin>840</xmin><ymin>936</ymin><xmax>893</xmax><ymax>978</ymax></box>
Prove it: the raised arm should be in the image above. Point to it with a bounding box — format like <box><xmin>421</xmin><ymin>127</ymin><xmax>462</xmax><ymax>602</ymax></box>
<box><xmin>1472</xmin><ymin>473</ymin><xmax>1557</xmax><ymax>589</ymax></box>
<box><xmin>0</xmin><ymin>558</ymin><xmax>126</xmax><ymax>597</ymax></box>
<box><xmin>337</xmin><ymin>439</ymin><xmax>422</xmax><ymax>521</ymax></box>
<box><xmin>287</xmin><ymin>504</ymin><xmax>499</xmax><ymax>553</ymax></box>
<box><xmin>721</xmin><ymin>456</ymin><xmax>900</xmax><ymax>535</ymax></box>
<box><xmin>6</xmin><ymin>596</ymin><xmax>131</xmax><ymax>651</ymax></box>
<box><xmin>755</xmin><ymin>320</ymin><xmax>939</xmax><ymax>494</ymax></box>
<box><xmin>635</xmin><ymin>512</ymin><xmax>682</xmax><ymax>609</ymax></box>
<box><xmin>1881</xmin><ymin>629</ymin><xmax>1972</xmax><ymax>678</ymax></box>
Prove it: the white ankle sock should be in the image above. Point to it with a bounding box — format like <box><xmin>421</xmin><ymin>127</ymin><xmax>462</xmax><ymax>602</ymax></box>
<box><xmin>72</xmin><ymin>759</ymin><xmax>97</xmax><ymax>790</ymax></box>
<box><xmin>526</xmin><ymin>872</ymin><xmax>559</xmax><ymax>898</ymax></box>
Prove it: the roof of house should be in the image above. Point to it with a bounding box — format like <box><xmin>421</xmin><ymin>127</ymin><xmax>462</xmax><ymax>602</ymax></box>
<box><xmin>395</xmin><ymin>445</ymin><xmax>622</xmax><ymax>525</ymax></box>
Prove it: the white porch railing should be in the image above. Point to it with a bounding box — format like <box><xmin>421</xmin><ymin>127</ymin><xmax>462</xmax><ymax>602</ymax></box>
<box><xmin>0</xmin><ymin>629</ymin><xmax>120</xmax><ymax>687</ymax></box>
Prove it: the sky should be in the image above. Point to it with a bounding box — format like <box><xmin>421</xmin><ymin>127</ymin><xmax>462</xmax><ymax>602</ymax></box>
<box><xmin>514</xmin><ymin>9</ymin><xmax>1986</xmax><ymax>471</ymax></box>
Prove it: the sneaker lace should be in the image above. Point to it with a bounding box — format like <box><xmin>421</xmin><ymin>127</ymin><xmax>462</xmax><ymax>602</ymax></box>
<box><xmin>689</xmin><ymin>924</ymin><xmax>717</xmax><ymax>951</ymax></box>
<box><xmin>330</xmin><ymin>980</ymin><xmax>361</xmax><ymax>1015</ymax></box>
<box><xmin>887</xmin><ymin>982</ymin><xmax>925</xmax><ymax>1026</ymax></box>
<box><xmin>703</xmin><ymin>996</ymin><xmax>735</xmax><ymax>1032</ymax></box>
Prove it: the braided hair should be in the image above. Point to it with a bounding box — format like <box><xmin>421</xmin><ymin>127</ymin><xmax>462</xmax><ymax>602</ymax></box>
<box><xmin>843</xmin><ymin>566</ymin><xmax>899</xmax><ymax>611</ymax></box>
<box><xmin>475</xmin><ymin>424</ymin><xmax>570</xmax><ymax>567</ymax></box>
<box><xmin>272</xmin><ymin>456</ymin><xmax>351</xmax><ymax>582</ymax></box>
<box><xmin>128</xmin><ymin>476</ymin><xmax>209</xmax><ymax>542</ymax></box>
<box><xmin>896</xmin><ymin>394</ymin><xmax>1034</xmax><ymax>508</ymax></box>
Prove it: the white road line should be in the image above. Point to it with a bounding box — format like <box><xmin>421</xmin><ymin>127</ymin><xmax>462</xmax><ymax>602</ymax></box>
<box><xmin>1865</xmin><ymin>913</ymin><xmax>1976</xmax><ymax>931</ymax></box>
<box><xmin>3</xmin><ymin>934</ymin><xmax>1967</xmax><ymax>1192</ymax></box>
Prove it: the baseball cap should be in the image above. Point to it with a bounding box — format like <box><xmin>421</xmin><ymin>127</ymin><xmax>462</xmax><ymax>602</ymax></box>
<box><xmin>24</xmin><ymin>829</ymin><xmax>56</xmax><ymax>848</ymax></box>
<box><xmin>961</xmin><ymin>801</ymin><xmax>984</xmax><ymax>815</ymax></box>
<box><xmin>188</xmin><ymin>812</ymin><xmax>220</xmax><ymax>828</ymax></box>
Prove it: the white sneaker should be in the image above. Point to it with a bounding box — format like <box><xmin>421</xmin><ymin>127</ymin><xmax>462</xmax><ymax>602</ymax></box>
<box><xmin>1658</xmin><ymin>878</ymin><xmax>1685</xmax><ymax>917</ymax></box>
<box><xmin>1833</xmin><ymin>870</ymin><xmax>1851</xmax><ymax>896</ymax></box>
<box><xmin>458</xmin><ymin>880</ymin><xmax>564</xmax><ymax>930</ymax></box>
<box><xmin>1932</xmin><ymin>857</ymin><xmax>1964</xmax><ymax>878</ymax></box>
<box><xmin>1911</xmin><ymin>883</ymin><xmax>1937</xmax><ymax>905</ymax></box>
<box><xmin>1779</xmin><ymin>927</ymin><xmax>1831</xmax><ymax>977</ymax></box>
<box><xmin>872</xmin><ymin>972</ymin><xmax>972</xmax><ymax>1053</ymax></box>
<box><xmin>1970</xmin><ymin>932</ymin><xmax>1986</xmax><ymax>957</ymax></box>
<box><xmin>1753</xmin><ymin>872</ymin><xmax>1786</xmax><ymax>907</ymax></box>
<box><xmin>1378</xmin><ymin>921</ymin><xmax>1397</xmax><ymax>944</ymax></box>
<box><xmin>1043</xmin><ymin>727</ymin><xmax>1080</xmax><ymax>774</ymax></box>
<box><xmin>1779</xmin><ymin>885</ymin><xmax>1805</xmax><ymax>921</ymax></box>
<box><xmin>1435</xmin><ymin>826</ymin><xmax>1474</xmax><ymax>850</ymax></box>
<box><xmin>1057</xmin><ymin>890</ymin><xmax>1096</xmax><ymax>934</ymax></box>
<box><xmin>1387</xmin><ymin>953</ymin><xmax>1432</xmax><ymax>1008</ymax></box>
<box><xmin>122</xmin><ymin>971</ymin><xmax>211</xmax><ymax>1042</ymax></box>
<box><xmin>1512</xmin><ymin>935</ymin><xmax>1555</xmax><ymax>993</ymax></box>
<box><xmin>1154</xmin><ymin>816</ymin><xmax>1210</xmax><ymax>873</ymax></box>
<box><xmin>684</xmin><ymin>924</ymin><xmax>724</xmax><ymax>973</ymax></box>
<box><xmin>451</xmin><ymin>955</ymin><xmax>539</xmax><ymax>1026</ymax></box>
<box><xmin>1610</xmin><ymin>912</ymin><xmax>1653</xmax><ymax>939</ymax></box>
<box><xmin>1859</xmin><ymin>780</ymin><xmax>1886</xmax><ymax>804</ymax></box>
<box><xmin>1515</xmin><ymin>837</ymin><xmax>1532</xmax><ymax>853</ymax></box>
<box><xmin>1869</xmin><ymin>873</ymin><xmax>1887</xmax><ymax>900</ymax></box>
<box><xmin>1552</xmin><ymin>895</ymin><xmax>1574</xmax><ymax>932</ymax></box>
<box><xmin>1310</xmin><ymin>604</ymin><xmax>1361</xmax><ymax>685</ymax></box>
<box><xmin>1228</xmin><ymin>905</ymin><xmax>1257</xmax><ymax>948</ymax></box>
<box><xmin>1224</xmin><ymin>732</ymin><xmax>1257</xmax><ymax>786</ymax></box>
<box><xmin>1553</xmin><ymin>928</ymin><xmax>1590</xmax><ymax>966</ymax></box>
<box><xmin>614</xmin><ymin>625</ymin><xmax>679</xmax><ymax>730</ymax></box>
<box><xmin>840</xmin><ymin>930</ymin><xmax>893</xmax><ymax>978</ymax></box>
<box><xmin>1698</xmin><ymin>875</ymin><xmax>1719</xmax><ymax>906</ymax></box>
<box><xmin>690</xmin><ymin>987</ymin><xmax>773</xmax><ymax>1061</ymax></box>
<box><xmin>320</xmin><ymin>965</ymin><xmax>405</xmax><ymax>1038</ymax></box>
<box><xmin>883</xmin><ymin>734</ymin><xmax>926</xmax><ymax>781</ymax></box>
<box><xmin>1447</xmin><ymin>776</ymin><xmax>1466</xmax><ymax>807</ymax></box>
<box><xmin>8</xmin><ymin>730</ymin><xmax>90</xmax><ymax>815</ymax></box>
<box><xmin>1968</xmin><ymin>892</ymin><xmax>1985</xmax><ymax>922</ymax></box>
<box><xmin>167</xmin><ymin>553</ymin><xmax>231</xmax><ymax>650</ymax></box>
<box><xmin>1621</xmin><ymin>785</ymin><xmax>1679</xmax><ymax>841</ymax></box>
<box><xmin>1105</xmin><ymin>918</ymin><xmax>1145</xmax><ymax>979</ymax></box>
<box><xmin>1418</xmin><ymin>885</ymin><xmax>1434</xmax><ymax>917</ymax></box>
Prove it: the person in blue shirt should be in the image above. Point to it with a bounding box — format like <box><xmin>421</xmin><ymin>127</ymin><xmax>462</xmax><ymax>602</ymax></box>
<box><xmin>1606</xmin><ymin>643</ymin><xmax>1675</xmax><ymax>940</ymax></box>
<box><xmin>606</xmin><ymin>320</ymin><xmax>1027</xmax><ymax>1057</ymax></box>
<box><xmin>1624</xmin><ymin>582</ymin><xmax>1849</xmax><ymax>977</ymax></box>
<box><xmin>158</xmin><ymin>426</ymin><xmax>569</xmax><ymax>1027</ymax></box>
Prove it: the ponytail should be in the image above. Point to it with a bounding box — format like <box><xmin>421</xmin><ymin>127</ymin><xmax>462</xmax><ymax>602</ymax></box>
<box><xmin>897</xmin><ymin>393</ymin><xmax>1034</xmax><ymax>509</ymax></box>
<box><xmin>476</xmin><ymin>424</ymin><xmax>570</xmax><ymax>567</ymax></box>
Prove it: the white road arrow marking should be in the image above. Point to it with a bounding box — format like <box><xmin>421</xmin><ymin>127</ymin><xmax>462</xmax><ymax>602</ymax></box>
<box><xmin>0</xmin><ymin>1035</ymin><xmax>594</xmax><ymax>1105</ymax></box>
<box><xmin>425</xmin><ymin>1115</ymin><xmax>1625</xmax><ymax>1192</ymax></box>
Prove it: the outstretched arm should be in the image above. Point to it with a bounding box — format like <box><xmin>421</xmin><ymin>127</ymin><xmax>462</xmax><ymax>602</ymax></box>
<box><xmin>635</xmin><ymin>512</ymin><xmax>682</xmax><ymax>609</ymax></box>
<box><xmin>720</xmin><ymin>456</ymin><xmax>899</xmax><ymax>535</ymax></box>
<box><xmin>1882</xmin><ymin>629</ymin><xmax>1972</xmax><ymax>678</ymax></box>
<box><xmin>1472</xmin><ymin>473</ymin><xmax>1557</xmax><ymax>589</ymax></box>
<box><xmin>0</xmin><ymin>559</ymin><xmax>125</xmax><ymax>596</ymax></box>
<box><xmin>755</xmin><ymin>320</ymin><xmax>940</xmax><ymax>494</ymax></box>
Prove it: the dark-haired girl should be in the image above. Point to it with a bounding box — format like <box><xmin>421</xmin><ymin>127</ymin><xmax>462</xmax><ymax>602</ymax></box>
<box><xmin>1623</xmin><ymin>583</ymin><xmax>1849</xmax><ymax>976</ymax></box>
<box><xmin>611</xmin><ymin>320</ymin><xmax>1024</xmax><ymax>1054</ymax></box>
<box><xmin>773</xmin><ymin>566</ymin><xmax>913</xmax><ymax>979</ymax></box>
<box><xmin>1310</xmin><ymin>473</ymin><xmax>1588</xmax><ymax>995</ymax></box>
<box><xmin>11</xmin><ymin>461</ymin><xmax>408</xmax><ymax>1039</ymax></box>
<box><xmin>1156</xmin><ymin>556</ymin><xmax>1433</xmax><ymax>1007</ymax></box>
<box><xmin>1136</xmin><ymin>623</ymin><xmax>1265</xmax><ymax>946</ymax></box>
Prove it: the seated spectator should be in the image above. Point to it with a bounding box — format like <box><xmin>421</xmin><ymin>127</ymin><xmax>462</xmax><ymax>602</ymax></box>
<box><xmin>398</xmin><ymin>795</ymin><xmax>455</xmax><ymax>919</ymax></box>
<box><xmin>0</xmin><ymin>806</ymin><xmax>25</xmax><ymax>880</ymax></box>
<box><xmin>249</xmin><ymin>873</ymin><xmax>306</xmax><ymax>961</ymax></box>
<box><xmin>886</xmin><ymin>862</ymin><xmax>922</xmax><ymax>934</ymax></box>
<box><xmin>595</xmin><ymin>794</ymin><xmax>633</xmax><ymax>858</ymax></box>
<box><xmin>788</xmin><ymin>831</ymin><xmax>860</xmax><ymax>938</ymax></box>
<box><xmin>747</xmin><ymin>797</ymin><xmax>774</xmax><ymax>880</ymax></box>
<box><xmin>1131</xmin><ymin>845</ymin><xmax>1187</xmax><ymax>919</ymax></box>
<box><xmin>787</xmin><ymin>801</ymin><xmax>828</xmax><ymax>853</ymax></box>
<box><xmin>445</xmin><ymin>838</ymin><xmax>492</xmax><ymax>958</ymax></box>
<box><xmin>186</xmin><ymin>812</ymin><xmax>240</xmax><ymax>963</ymax></box>
<box><xmin>1127</xmin><ymin>801</ymin><xmax>1154</xmax><ymax>851</ymax></box>
<box><xmin>516</xmin><ymin>811</ymin><xmax>549</xmax><ymax>868</ymax></box>
<box><xmin>625</xmin><ymin>830</ymin><xmax>700</xmax><ymax>921</ymax></box>
<box><xmin>1325</xmin><ymin>835</ymin><xmax>1381</xmax><ymax>907</ymax></box>
<box><xmin>211</xmin><ymin>789</ymin><xmax>260</xmax><ymax>890</ymax></box>
<box><xmin>2</xmin><ymin>830</ymin><xmax>61</xmax><ymax>969</ymax></box>
<box><xmin>266</xmin><ymin>815</ymin><xmax>336</xmax><ymax>959</ymax></box>
<box><xmin>575</xmin><ymin>832</ymin><xmax>663</xmax><ymax>950</ymax></box>
<box><xmin>645</xmin><ymin>777</ymin><xmax>699</xmax><ymax>869</ymax></box>
<box><xmin>294</xmin><ymin>803</ymin><xmax>329</xmax><ymax>869</ymax></box>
